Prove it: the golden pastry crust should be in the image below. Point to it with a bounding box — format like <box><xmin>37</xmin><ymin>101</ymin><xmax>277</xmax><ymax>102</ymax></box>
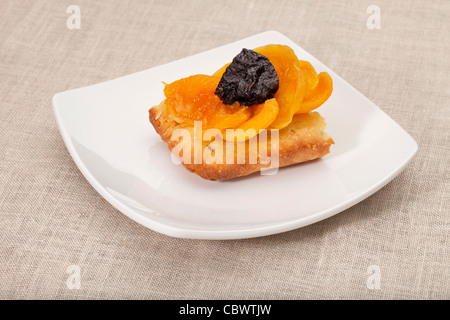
<box><xmin>149</xmin><ymin>102</ymin><xmax>334</xmax><ymax>181</ymax></box>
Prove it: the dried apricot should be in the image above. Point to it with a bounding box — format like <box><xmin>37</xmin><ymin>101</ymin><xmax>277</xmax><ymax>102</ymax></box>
<box><xmin>253</xmin><ymin>45</ymin><xmax>306</xmax><ymax>129</ymax></box>
<box><xmin>224</xmin><ymin>98</ymin><xmax>279</xmax><ymax>142</ymax></box>
<box><xmin>164</xmin><ymin>74</ymin><xmax>251</xmax><ymax>128</ymax></box>
<box><xmin>297</xmin><ymin>72</ymin><xmax>333</xmax><ymax>113</ymax></box>
<box><xmin>298</xmin><ymin>60</ymin><xmax>319</xmax><ymax>92</ymax></box>
<box><xmin>211</xmin><ymin>107</ymin><xmax>251</xmax><ymax>131</ymax></box>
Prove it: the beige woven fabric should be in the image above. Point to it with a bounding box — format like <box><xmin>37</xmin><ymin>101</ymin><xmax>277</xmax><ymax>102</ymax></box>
<box><xmin>1</xmin><ymin>0</ymin><xmax>449</xmax><ymax>299</ymax></box>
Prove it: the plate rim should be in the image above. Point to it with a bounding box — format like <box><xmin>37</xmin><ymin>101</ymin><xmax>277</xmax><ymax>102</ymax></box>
<box><xmin>52</xmin><ymin>30</ymin><xmax>418</xmax><ymax>240</ymax></box>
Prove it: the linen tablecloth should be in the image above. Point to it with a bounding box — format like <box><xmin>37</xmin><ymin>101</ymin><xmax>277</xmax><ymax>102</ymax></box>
<box><xmin>1</xmin><ymin>0</ymin><xmax>449</xmax><ymax>299</ymax></box>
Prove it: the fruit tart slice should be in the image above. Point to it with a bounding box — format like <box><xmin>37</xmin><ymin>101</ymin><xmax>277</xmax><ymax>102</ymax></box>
<box><xmin>149</xmin><ymin>44</ymin><xmax>334</xmax><ymax>181</ymax></box>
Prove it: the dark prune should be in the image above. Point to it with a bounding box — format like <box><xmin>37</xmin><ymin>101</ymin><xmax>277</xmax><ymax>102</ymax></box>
<box><xmin>214</xmin><ymin>48</ymin><xmax>279</xmax><ymax>106</ymax></box>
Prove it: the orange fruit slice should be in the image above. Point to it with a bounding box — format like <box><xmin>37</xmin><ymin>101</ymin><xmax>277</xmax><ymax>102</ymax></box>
<box><xmin>298</xmin><ymin>60</ymin><xmax>319</xmax><ymax>92</ymax></box>
<box><xmin>296</xmin><ymin>72</ymin><xmax>333</xmax><ymax>113</ymax></box>
<box><xmin>164</xmin><ymin>74</ymin><xmax>252</xmax><ymax>129</ymax></box>
<box><xmin>224</xmin><ymin>98</ymin><xmax>279</xmax><ymax>142</ymax></box>
<box><xmin>211</xmin><ymin>107</ymin><xmax>251</xmax><ymax>131</ymax></box>
<box><xmin>164</xmin><ymin>74</ymin><xmax>219</xmax><ymax>123</ymax></box>
<box><xmin>253</xmin><ymin>44</ymin><xmax>307</xmax><ymax>129</ymax></box>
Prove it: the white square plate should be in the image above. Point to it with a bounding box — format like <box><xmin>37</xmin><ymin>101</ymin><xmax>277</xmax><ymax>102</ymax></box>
<box><xmin>53</xmin><ymin>31</ymin><xmax>417</xmax><ymax>239</ymax></box>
